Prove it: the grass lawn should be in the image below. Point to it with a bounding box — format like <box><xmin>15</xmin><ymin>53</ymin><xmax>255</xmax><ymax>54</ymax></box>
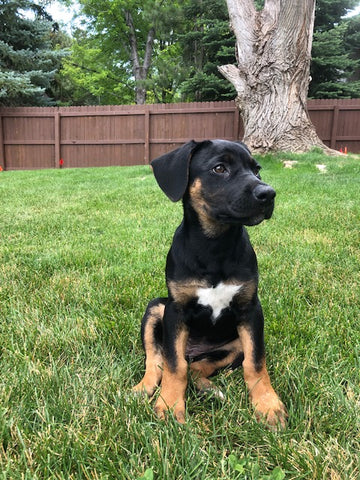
<box><xmin>0</xmin><ymin>151</ymin><xmax>359</xmax><ymax>479</ymax></box>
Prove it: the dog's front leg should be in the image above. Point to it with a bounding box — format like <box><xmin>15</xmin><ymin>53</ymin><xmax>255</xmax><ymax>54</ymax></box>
<box><xmin>154</xmin><ymin>301</ymin><xmax>189</xmax><ymax>424</ymax></box>
<box><xmin>238</xmin><ymin>303</ymin><xmax>287</xmax><ymax>429</ymax></box>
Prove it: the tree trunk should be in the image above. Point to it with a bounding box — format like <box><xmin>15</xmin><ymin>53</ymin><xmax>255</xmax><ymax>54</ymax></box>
<box><xmin>125</xmin><ymin>11</ymin><xmax>155</xmax><ymax>105</ymax></box>
<box><xmin>219</xmin><ymin>0</ymin><xmax>334</xmax><ymax>153</ymax></box>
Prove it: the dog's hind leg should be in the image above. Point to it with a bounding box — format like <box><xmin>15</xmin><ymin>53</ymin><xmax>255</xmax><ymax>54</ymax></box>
<box><xmin>133</xmin><ymin>298</ymin><xmax>166</xmax><ymax>397</ymax></box>
<box><xmin>190</xmin><ymin>338</ymin><xmax>243</xmax><ymax>400</ymax></box>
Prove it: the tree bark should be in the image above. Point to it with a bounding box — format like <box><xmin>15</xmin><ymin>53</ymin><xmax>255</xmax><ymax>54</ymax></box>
<box><xmin>125</xmin><ymin>11</ymin><xmax>155</xmax><ymax>105</ymax></box>
<box><xmin>219</xmin><ymin>0</ymin><xmax>335</xmax><ymax>153</ymax></box>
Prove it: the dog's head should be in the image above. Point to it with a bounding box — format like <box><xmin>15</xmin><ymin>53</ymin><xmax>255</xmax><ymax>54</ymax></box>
<box><xmin>151</xmin><ymin>140</ymin><xmax>276</xmax><ymax>229</ymax></box>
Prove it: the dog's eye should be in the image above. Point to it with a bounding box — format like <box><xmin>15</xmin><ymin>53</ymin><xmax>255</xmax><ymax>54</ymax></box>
<box><xmin>254</xmin><ymin>165</ymin><xmax>262</xmax><ymax>178</ymax></box>
<box><xmin>213</xmin><ymin>164</ymin><xmax>227</xmax><ymax>174</ymax></box>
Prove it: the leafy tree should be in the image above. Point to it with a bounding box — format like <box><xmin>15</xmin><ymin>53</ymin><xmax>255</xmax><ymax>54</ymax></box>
<box><xmin>58</xmin><ymin>29</ymin><xmax>134</xmax><ymax>105</ymax></box>
<box><xmin>63</xmin><ymin>0</ymin><xmax>181</xmax><ymax>105</ymax></box>
<box><xmin>138</xmin><ymin>3</ymin><xmax>186</xmax><ymax>103</ymax></box>
<box><xmin>60</xmin><ymin>0</ymin><xmax>236</xmax><ymax>104</ymax></box>
<box><xmin>0</xmin><ymin>0</ymin><xmax>67</xmax><ymax>106</ymax></box>
<box><xmin>147</xmin><ymin>42</ymin><xmax>185</xmax><ymax>103</ymax></box>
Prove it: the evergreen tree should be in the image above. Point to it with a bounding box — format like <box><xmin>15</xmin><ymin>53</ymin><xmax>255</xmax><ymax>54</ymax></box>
<box><xmin>314</xmin><ymin>0</ymin><xmax>358</xmax><ymax>30</ymax></box>
<box><xmin>179</xmin><ymin>0</ymin><xmax>236</xmax><ymax>101</ymax></box>
<box><xmin>309</xmin><ymin>0</ymin><xmax>360</xmax><ymax>98</ymax></box>
<box><xmin>0</xmin><ymin>0</ymin><xmax>67</xmax><ymax>106</ymax></box>
<box><xmin>344</xmin><ymin>14</ymin><xmax>360</xmax><ymax>81</ymax></box>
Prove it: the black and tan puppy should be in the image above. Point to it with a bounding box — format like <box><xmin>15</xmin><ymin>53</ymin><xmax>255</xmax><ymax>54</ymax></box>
<box><xmin>133</xmin><ymin>139</ymin><xmax>286</xmax><ymax>428</ymax></box>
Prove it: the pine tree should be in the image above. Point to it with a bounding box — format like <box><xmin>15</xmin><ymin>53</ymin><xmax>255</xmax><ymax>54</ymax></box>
<box><xmin>179</xmin><ymin>0</ymin><xmax>236</xmax><ymax>102</ymax></box>
<box><xmin>309</xmin><ymin>0</ymin><xmax>360</xmax><ymax>98</ymax></box>
<box><xmin>0</xmin><ymin>0</ymin><xmax>66</xmax><ymax>106</ymax></box>
<box><xmin>344</xmin><ymin>14</ymin><xmax>360</xmax><ymax>82</ymax></box>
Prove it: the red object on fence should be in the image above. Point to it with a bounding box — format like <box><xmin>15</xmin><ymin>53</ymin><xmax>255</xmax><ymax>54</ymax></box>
<box><xmin>0</xmin><ymin>166</ymin><xmax>3</xmax><ymax>171</ymax></box>
<box><xmin>59</xmin><ymin>158</ymin><xmax>64</xmax><ymax>168</ymax></box>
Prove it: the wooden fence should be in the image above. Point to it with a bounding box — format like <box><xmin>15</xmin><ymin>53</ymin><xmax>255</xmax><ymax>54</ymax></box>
<box><xmin>0</xmin><ymin>99</ymin><xmax>359</xmax><ymax>170</ymax></box>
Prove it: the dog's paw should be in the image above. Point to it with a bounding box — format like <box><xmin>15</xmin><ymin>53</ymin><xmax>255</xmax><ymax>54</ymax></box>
<box><xmin>253</xmin><ymin>393</ymin><xmax>287</xmax><ymax>430</ymax></box>
<box><xmin>154</xmin><ymin>397</ymin><xmax>186</xmax><ymax>424</ymax></box>
<box><xmin>193</xmin><ymin>376</ymin><xmax>225</xmax><ymax>401</ymax></box>
<box><xmin>132</xmin><ymin>381</ymin><xmax>156</xmax><ymax>398</ymax></box>
<box><xmin>198</xmin><ymin>385</ymin><xmax>225</xmax><ymax>401</ymax></box>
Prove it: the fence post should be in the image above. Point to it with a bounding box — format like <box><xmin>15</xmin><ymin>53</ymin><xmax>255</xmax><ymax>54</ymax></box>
<box><xmin>144</xmin><ymin>108</ymin><xmax>150</xmax><ymax>164</ymax></box>
<box><xmin>330</xmin><ymin>105</ymin><xmax>339</xmax><ymax>150</ymax></box>
<box><xmin>54</xmin><ymin>110</ymin><xmax>61</xmax><ymax>168</ymax></box>
<box><xmin>0</xmin><ymin>114</ymin><xmax>5</xmax><ymax>170</ymax></box>
<box><xmin>233</xmin><ymin>105</ymin><xmax>240</xmax><ymax>140</ymax></box>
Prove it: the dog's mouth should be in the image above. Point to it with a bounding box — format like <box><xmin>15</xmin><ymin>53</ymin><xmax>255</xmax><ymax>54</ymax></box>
<box><xmin>242</xmin><ymin>214</ymin><xmax>267</xmax><ymax>226</ymax></box>
<box><xmin>217</xmin><ymin>203</ymin><xmax>274</xmax><ymax>226</ymax></box>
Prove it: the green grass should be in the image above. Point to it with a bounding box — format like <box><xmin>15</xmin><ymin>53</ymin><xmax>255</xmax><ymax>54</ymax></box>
<box><xmin>0</xmin><ymin>151</ymin><xmax>359</xmax><ymax>479</ymax></box>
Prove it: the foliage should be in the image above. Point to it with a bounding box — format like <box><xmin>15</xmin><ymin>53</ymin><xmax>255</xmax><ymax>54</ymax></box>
<box><xmin>178</xmin><ymin>0</ymin><xmax>237</xmax><ymax>101</ymax></box>
<box><xmin>58</xmin><ymin>0</ymin><xmax>182</xmax><ymax>105</ymax></box>
<box><xmin>59</xmin><ymin>29</ymin><xmax>134</xmax><ymax>105</ymax></box>
<box><xmin>344</xmin><ymin>14</ymin><xmax>360</xmax><ymax>81</ymax></box>
<box><xmin>60</xmin><ymin>0</ymin><xmax>235</xmax><ymax>104</ymax></box>
<box><xmin>146</xmin><ymin>42</ymin><xmax>185</xmax><ymax>103</ymax></box>
<box><xmin>0</xmin><ymin>153</ymin><xmax>359</xmax><ymax>477</ymax></box>
<box><xmin>314</xmin><ymin>0</ymin><xmax>359</xmax><ymax>30</ymax></box>
<box><xmin>309</xmin><ymin>0</ymin><xmax>360</xmax><ymax>98</ymax></box>
<box><xmin>1</xmin><ymin>0</ymin><xmax>360</xmax><ymax>105</ymax></box>
<box><xmin>310</xmin><ymin>20</ymin><xmax>360</xmax><ymax>98</ymax></box>
<box><xmin>0</xmin><ymin>0</ymin><xmax>68</xmax><ymax>106</ymax></box>
<box><xmin>227</xmin><ymin>455</ymin><xmax>285</xmax><ymax>479</ymax></box>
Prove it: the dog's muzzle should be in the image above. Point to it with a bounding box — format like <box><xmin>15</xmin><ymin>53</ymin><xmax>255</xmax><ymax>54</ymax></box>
<box><xmin>237</xmin><ymin>183</ymin><xmax>276</xmax><ymax>226</ymax></box>
<box><xmin>211</xmin><ymin>182</ymin><xmax>276</xmax><ymax>227</ymax></box>
<box><xmin>244</xmin><ymin>183</ymin><xmax>276</xmax><ymax>225</ymax></box>
<box><xmin>252</xmin><ymin>184</ymin><xmax>276</xmax><ymax>205</ymax></box>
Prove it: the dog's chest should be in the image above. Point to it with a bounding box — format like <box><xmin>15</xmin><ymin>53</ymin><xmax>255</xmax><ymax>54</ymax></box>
<box><xmin>196</xmin><ymin>282</ymin><xmax>243</xmax><ymax>323</ymax></box>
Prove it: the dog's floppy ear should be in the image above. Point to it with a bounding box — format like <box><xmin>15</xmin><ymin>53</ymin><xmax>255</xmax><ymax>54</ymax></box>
<box><xmin>151</xmin><ymin>140</ymin><xmax>207</xmax><ymax>202</ymax></box>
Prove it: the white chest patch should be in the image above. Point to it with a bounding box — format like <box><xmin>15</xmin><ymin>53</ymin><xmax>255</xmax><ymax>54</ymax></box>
<box><xmin>197</xmin><ymin>282</ymin><xmax>243</xmax><ymax>323</ymax></box>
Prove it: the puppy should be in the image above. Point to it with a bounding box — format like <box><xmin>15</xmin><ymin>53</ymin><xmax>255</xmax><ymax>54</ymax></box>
<box><xmin>133</xmin><ymin>140</ymin><xmax>286</xmax><ymax>428</ymax></box>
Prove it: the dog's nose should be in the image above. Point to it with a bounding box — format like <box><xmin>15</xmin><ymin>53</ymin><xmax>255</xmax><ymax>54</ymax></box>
<box><xmin>253</xmin><ymin>184</ymin><xmax>276</xmax><ymax>204</ymax></box>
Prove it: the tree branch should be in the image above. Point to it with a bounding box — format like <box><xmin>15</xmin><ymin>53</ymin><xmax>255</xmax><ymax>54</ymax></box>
<box><xmin>261</xmin><ymin>0</ymin><xmax>280</xmax><ymax>36</ymax></box>
<box><xmin>272</xmin><ymin>0</ymin><xmax>315</xmax><ymax>58</ymax></box>
<box><xmin>143</xmin><ymin>27</ymin><xmax>155</xmax><ymax>71</ymax></box>
<box><xmin>225</xmin><ymin>0</ymin><xmax>256</xmax><ymax>64</ymax></box>
<box><xmin>217</xmin><ymin>64</ymin><xmax>246</xmax><ymax>96</ymax></box>
<box><xmin>125</xmin><ymin>10</ymin><xmax>140</xmax><ymax>76</ymax></box>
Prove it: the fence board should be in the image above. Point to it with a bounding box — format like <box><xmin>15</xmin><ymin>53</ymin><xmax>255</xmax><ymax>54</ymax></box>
<box><xmin>0</xmin><ymin>99</ymin><xmax>359</xmax><ymax>170</ymax></box>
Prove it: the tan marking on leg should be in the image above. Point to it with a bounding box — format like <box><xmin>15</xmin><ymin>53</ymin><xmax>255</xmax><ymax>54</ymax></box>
<box><xmin>133</xmin><ymin>304</ymin><xmax>164</xmax><ymax>397</ymax></box>
<box><xmin>190</xmin><ymin>338</ymin><xmax>242</xmax><ymax>399</ymax></box>
<box><xmin>238</xmin><ymin>326</ymin><xmax>287</xmax><ymax>429</ymax></box>
<box><xmin>154</xmin><ymin>328</ymin><xmax>189</xmax><ymax>423</ymax></box>
<box><xmin>189</xmin><ymin>179</ymin><xmax>229</xmax><ymax>237</ymax></box>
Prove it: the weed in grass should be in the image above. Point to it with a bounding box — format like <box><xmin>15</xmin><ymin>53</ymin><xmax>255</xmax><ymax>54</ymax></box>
<box><xmin>0</xmin><ymin>154</ymin><xmax>359</xmax><ymax>479</ymax></box>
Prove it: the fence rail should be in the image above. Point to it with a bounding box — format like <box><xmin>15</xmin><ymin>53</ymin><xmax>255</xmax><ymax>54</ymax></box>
<box><xmin>0</xmin><ymin>99</ymin><xmax>359</xmax><ymax>170</ymax></box>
